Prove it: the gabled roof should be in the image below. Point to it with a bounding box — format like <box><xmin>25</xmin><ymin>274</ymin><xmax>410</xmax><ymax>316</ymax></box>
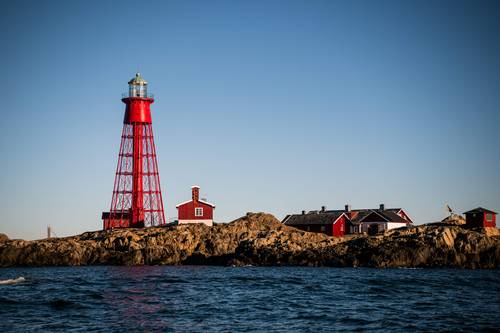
<box><xmin>176</xmin><ymin>200</ymin><xmax>216</xmax><ymax>208</ymax></box>
<box><xmin>352</xmin><ymin>210</ymin><xmax>408</xmax><ymax>224</ymax></box>
<box><xmin>283</xmin><ymin>211</ymin><xmax>347</xmax><ymax>226</ymax></box>
<box><xmin>283</xmin><ymin>207</ymin><xmax>412</xmax><ymax>226</ymax></box>
<box><xmin>463</xmin><ymin>207</ymin><xmax>497</xmax><ymax>215</ymax></box>
<box><xmin>380</xmin><ymin>210</ymin><xmax>409</xmax><ymax>223</ymax></box>
<box><xmin>325</xmin><ymin>208</ymin><xmax>402</xmax><ymax>214</ymax></box>
<box><xmin>326</xmin><ymin>207</ymin><xmax>412</xmax><ymax>223</ymax></box>
<box><xmin>386</xmin><ymin>208</ymin><xmax>403</xmax><ymax>213</ymax></box>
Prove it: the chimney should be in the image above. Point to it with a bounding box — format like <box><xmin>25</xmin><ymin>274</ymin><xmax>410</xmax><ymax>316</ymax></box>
<box><xmin>345</xmin><ymin>204</ymin><xmax>351</xmax><ymax>212</ymax></box>
<box><xmin>302</xmin><ymin>210</ymin><xmax>306</xmax><ymax>215</ymax></box>
<box><xmin>379</xmin><ymin>203</ymin><xmax>385</xmax><ymax>211</ymax></box>
<box><xmin>321</xmin><ymin>206</ymin><xmax>326</xmax><ymax>212</ymax></box>
<box><xmin>192</xmin><ymin>186</ymin><xmax>200</xmax><ymax>202</ymax></box>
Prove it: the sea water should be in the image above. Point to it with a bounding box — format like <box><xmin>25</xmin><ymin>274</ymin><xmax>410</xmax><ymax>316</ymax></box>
<box><xmin>0</xmin><ymin>266</ymin><xmax>499</xmax><ymax>332</ymax></box>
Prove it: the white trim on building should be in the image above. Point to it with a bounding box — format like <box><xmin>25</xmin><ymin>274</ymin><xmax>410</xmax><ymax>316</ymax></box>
<box><xmin>176</xmin><ymin>200</ymin><xmax>216</xmax><ymax>208</ymax></box>
<box><xmin>178</xmin><ymin>219</ymin><xmax>213</xmax><ymax>227</ymax></box>
<box><xmin>385</xmin><ymin>222</ymin><xmax>407</xmax><ymax>230</ymax></box>
<box><xmin>195</xmin><ymin>207</ymin><xmax>203</xmax><ymax>216</ymax></box>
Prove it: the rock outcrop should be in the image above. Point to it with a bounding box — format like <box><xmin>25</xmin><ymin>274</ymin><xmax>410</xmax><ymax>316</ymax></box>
<box><xmin>0</xmin><ymin>213</ymin><xmax>499</xmax><ymax>268</ymax></box>
<box><xmin>440</xmin><ymin>214</ymin><xmax>466</xmax><ymax>225</ymax></box>
<box><xmin>0</xmin><ymin>233</ymin><xmax>9</xmax><ymax>243</ymax></box>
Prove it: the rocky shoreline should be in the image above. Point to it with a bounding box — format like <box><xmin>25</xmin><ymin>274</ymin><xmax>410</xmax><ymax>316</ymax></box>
<box><xmin>1</xmin><ymin>213</ymin><xmax>499</xmax><ymax>268</ymax></box>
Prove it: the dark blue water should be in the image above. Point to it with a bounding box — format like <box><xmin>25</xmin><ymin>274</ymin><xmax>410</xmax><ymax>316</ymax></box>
<box><xmin>0</xmin><ymin>267</ymin><xmax>499</xmax><ymax>332</ymax></box>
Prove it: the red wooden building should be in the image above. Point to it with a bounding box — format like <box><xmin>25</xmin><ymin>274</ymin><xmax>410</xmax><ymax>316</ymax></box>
<box><xmin>282</xmin><ymin>206</ymin><xmax>349</xmax><ymax>237</ymax></box>
<box><xmin>463</xmin><ymin>207</ymin><xmax>497</xmax><ymax>228</ymax></box>
<box><xmin>282</xmin><ymin>204</ymin><xmax>413</xmax><ymax>237</ymax></box>
<box><xmin>176</xmin><ymin>186</ymin><xmax>216</xmax><ymax>226</ymax></box>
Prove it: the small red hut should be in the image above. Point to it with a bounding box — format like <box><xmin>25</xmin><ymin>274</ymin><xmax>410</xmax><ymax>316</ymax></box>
<box><xmin>463</xmin><ymin>207</ymin><xmax>497</xmax><ymax>228</ymax></box>
<box><xmin>176</xmin><ymin>186</ymin><xmax>216</xmax><ymax>226</ymax></box>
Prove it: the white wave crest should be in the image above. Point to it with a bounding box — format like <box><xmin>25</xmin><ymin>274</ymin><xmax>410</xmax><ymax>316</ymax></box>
<box><xmin>0</xmin><ymin>277</ymin><xmax>25</xmax><ymax>285</ymax></box>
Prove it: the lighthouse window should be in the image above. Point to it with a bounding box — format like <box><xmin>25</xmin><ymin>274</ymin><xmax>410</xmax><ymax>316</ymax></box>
<box><xmin>195</xmin><ymin>207</ymin><xmax>203</xmax><ymax>217</ymax></box>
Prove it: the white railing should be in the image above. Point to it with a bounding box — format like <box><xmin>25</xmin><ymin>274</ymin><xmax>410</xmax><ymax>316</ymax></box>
<box><xmin>122</xmin><ymin>92</ymin><xmax>154</xmax><ymax>99</ymax></box>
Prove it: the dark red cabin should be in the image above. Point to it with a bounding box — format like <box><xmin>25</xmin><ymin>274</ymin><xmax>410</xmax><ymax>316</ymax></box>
<box><xmin>463</xmin><ymin>207</ymin><xmax>497</xmax><ymax>228</ymax></box>
<box><xmin>282</xmin><ymin>206</ymin><xmax>348</xmax><ymax>237</ymax></box>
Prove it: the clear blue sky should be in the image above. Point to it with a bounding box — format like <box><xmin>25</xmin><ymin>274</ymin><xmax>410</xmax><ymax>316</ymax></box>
<box><xmin>1</xmin><ymin>0</ymin><xmax>499</xmax><ymax>239</ymax></box>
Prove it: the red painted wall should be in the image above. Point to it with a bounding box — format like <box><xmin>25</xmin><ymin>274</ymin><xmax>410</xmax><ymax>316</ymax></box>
<box><xmin>177</xmin><ymin>201</ymin><xmax>214</xmax><ymax>220</ymax></box>
<box><xmin>483</xmin><ymin>212</ymin><xmax>496</xmax><ymax>228</ymax></box>
<box><xmin>333</xmin><ymin>216</ymin><xmax>346</xmax><ymax>237</ymax></box>
<box><xmin>291</xmin><ymin>216</ymin><xmax>346</xmax><ymax>237</ymax></box>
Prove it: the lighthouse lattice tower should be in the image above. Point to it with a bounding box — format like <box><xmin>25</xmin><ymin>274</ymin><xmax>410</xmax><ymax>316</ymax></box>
<box><xmin>102</xmin><ymin>73</ymin><xmax>166</xmax><ymax>229</ymax></box>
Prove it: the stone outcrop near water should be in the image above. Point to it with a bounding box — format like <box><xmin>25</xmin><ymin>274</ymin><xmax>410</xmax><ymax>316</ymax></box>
<box><xmin>1</xmin><ymin>213</ymin><xmax>499</xmax><ymax>268</ymax></box>
<box><xmin>0</xmin><ymin>233</ymin><xmax>9</xmax><ymax>243</ymax></box>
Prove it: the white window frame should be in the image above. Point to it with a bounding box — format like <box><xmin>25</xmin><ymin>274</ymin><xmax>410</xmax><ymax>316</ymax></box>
<box><xmin>195</xmin><ymin>207</ymin><xmax>203</xmax><ymax>217</ymax></box>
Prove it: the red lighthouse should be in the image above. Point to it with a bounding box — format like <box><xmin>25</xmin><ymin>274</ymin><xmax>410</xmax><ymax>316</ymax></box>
<box><xmin>102</xmin><ymin>73</ymin><xmax>166</xmax><ymax>229</ymax></box>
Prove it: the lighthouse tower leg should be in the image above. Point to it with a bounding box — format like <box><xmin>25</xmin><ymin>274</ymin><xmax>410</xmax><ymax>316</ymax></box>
<box><xmin>132</xmin><ymin>123</ymin><xmax>144</xmax><ymax>224</ymax></box>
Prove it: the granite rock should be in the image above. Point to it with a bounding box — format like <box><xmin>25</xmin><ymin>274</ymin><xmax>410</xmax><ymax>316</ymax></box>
<box><xmin>0</xmin><ymin>213</ymin><xmax>498</xmax><ymax>268</ymax></box>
